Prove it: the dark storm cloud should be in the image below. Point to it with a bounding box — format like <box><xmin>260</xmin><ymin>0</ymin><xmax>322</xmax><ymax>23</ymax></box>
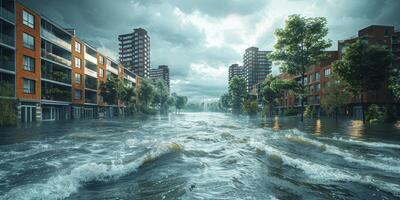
<box><xmin>20</xmin><ymin>0</ymin><xmax>400</xmax><ymax>101</ymax></box>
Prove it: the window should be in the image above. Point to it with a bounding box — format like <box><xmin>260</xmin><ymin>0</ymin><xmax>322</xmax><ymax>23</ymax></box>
<box><xmin>75</xmin><ymin>41</ymin><xmax>81</xmax><ymax>53</ymax></box>
<box><xmin>23</xmin><ymin>33</ymin><xmax>35</xmax><ymax>50</ymax></box>
<box><xmin>23</xmin><ymin>78</ymin><xmax>35</xmax><ymax>94</ymax></box>
<box><xmin>99</xmin><ymin>68</ymin><xmax>104</xmax><ymax>77</ymax></box>
<box><xmin>75</xmin><ymin>73</ymin><xmax>81</xmax><ymax>84</ymax></box>
<box><xmin>99</xmin><ymin>56</ymin><xmax>104</xmax><ymax>64</ymax></box>
<box><xmin>315</xmin><ymin>72</ymin><xmax>320</xmax><ymax>81</ymax></box>
<box><xmin>74</xmin><ymin>89</ymin><xmax>82</xmax><ymax>100</ymax></box>
<box><xmin>75</xmin><ymin>57</ymin><xmax>81</xmax><ymax>68</ymax></box>
<box><xmin>324</xmin><ymin>68</ymin><xmax>331</xmax><ymax>77</ymax></box>
<box><xmin>23</xmin><ymin>56</ymin><xmax>35</xmax><ymax>72</ymax></box>
<box><xmin>22</xmin><ymin>10</ymin><xmax>34</xmax><ymax>28</ymax></box>
<box><xmin>315</xmin><ymin>83</ymin><xmax>320</xmax><ymax>92</ymax></box>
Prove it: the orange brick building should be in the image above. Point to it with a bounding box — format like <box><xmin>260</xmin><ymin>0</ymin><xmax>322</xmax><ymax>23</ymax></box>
<box><xmin>0</xmin><ymin>0</ymin><xmax>138</xmax><ymax>123</ymax></box>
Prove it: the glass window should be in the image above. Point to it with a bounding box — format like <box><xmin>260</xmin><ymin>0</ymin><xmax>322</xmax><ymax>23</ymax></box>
<box><xmin>74</xmin><ymin>89</ymin><xmax>81</xmax><ymax>100</ymax></box>
<box><xmin>23</xmin><ymin>78</ymin><xmax>35</xmax><ymax>94</ymax></box>
<box><xmin>315</xmin><ymin>83</ymin><xmax>320</xmax><ymax>92</ymax></box>
<box><xmin>315</xmin><ymin>72</ymin><xmax>320</xmax><ymax>81</ymax></box>
<box><xmin>22</xmin><ymin>10</ymin><xmax>34</xmax><ymax>28</ymax></box>
<box><xmin>75</xmin><ymin>57</ymin><xmax>81</xmax><ymax>68</ymax></box>
<box><xmin>75</xmin><ymin>73</ymin><xmax>81</xmax><ymax>84</ymax></box>
<box><xmin>99</xmin><ymin>56</ymin><xmax>104</xmax><ymax>64</ymax></box>
<box><xmin>23</xmin><ymin>33</ymin><xmax>35</xmax><ymax>50</ymax></box>
<box><xmin>324</xmin><ymin>68</ymin><xmax>331</xmax><ymax>77</ymax></box>
<box><xmin>75</xmin><ymin>41</ymin><xmax>81</xmax><ymax>53</ymax></box>
<box><xmin>99</xmin><ymin>68</ymin><xmax>104</xmax><ymax>77</ymax></box>
<box><xmin>23</xmin><ymin>56</ymin><xmax>35</xmax><ymax>72</ymax></box>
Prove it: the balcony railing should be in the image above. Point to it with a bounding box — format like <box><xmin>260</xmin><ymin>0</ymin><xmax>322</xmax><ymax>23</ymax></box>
<box><xmin>0</xmin><ymin>6</ymin><xmax>14</xmax><ymax>23</ymax></box>
<box><xmin>42</xmin><ymin>86</ymin><xmax>72</xmax><ymax>102</ymax></box>
<box><xmin>0</xmin><ymin>58</ymin><xmax>14</xmax><ymax>71</ymax></box>
<box><xmin>85</xmin><ymin>53</ymin><xmax>97</xmax><ymax>65</ymax></box>
<box><xmin>41</xmin><ymin>29</ymin><xmax>71</xmax><ymax>51</ymax></box>
<box><xmin>41</xmin><ymin>71</ymin><xmax>71</xmax><ymax>84</ymax></box>
<box><xmin>0</xmin><ymin>33</ymin><xmax>14</xmax><ymax>47</ymax></box>
<box><xmin>41</xmin><ymin>49</ymin><xmax>71</xmax><ymax>67</ymax></box>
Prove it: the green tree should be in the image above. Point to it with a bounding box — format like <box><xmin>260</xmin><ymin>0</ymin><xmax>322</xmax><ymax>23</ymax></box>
<box><xmin>99</xmin><ymin>78</ymin><xmax>118</xmax><ymax>105</ymax></box>
<box><xmin>175</xmin><ymin>95</ymin><xmax>188</xmax><ymax>113</ymax></box>
<box><xmin>333</xmin><ymin>39</ymin><xmax>392</xmax><ymax>123</ymax></box>
<box><xmin>320</xmin><ymin>79</ymin><xmax>349</xmax><ymax>121</ymax></box>
<box><xmin>270</xmin><ymin>14</ymin><xmax>332</xmax><ymax>122</ymax></box>
<box><xmin>229</xmin><ymin>76</ymin><xmax>247</xmax><ymax>114</ymax></box>
<box><xmin>138</xmin><ymin>79</ymin><xmax>156</xmax><ymax>113</ymax></box>
<box><xmin>261</xmin><ymin>75</ymin><xmax>302</xmax><ymax>117</ymax></box>
<box><xmin>219</xmin><ymin>93</ymin><xmax>232</xmax><ymax>112</ymax></box>
<box><xmin>0</xmin><ymin>83</ymin><xmax>16</xmax><ymax>126</ymax></box>
<box><xmin>152</xmin><ymin>80</ymin><xmax>170</xmax><ymax>114</ymax></box>
<box><xmin>243</xmin><ymin>99</ymin><xmax>259</xmax><ymax>116</ymax></box>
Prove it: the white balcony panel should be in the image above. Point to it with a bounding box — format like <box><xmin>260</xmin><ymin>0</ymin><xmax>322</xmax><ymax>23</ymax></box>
<box><xmin>85</xmin><ymin>68</ymin><xmax>98</xmax><ymax>78</ymax></box>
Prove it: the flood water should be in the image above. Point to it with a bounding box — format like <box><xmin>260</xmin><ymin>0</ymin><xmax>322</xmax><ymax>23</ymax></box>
<box><xmin>1</xmin><ymin>112</ymin><xmax>400</xmax><ymax>199</ymax></box>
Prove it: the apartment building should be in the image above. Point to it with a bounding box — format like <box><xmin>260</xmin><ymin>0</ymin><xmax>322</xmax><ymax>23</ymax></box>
<box><xmin>228</xmin><ymin>64</ymin><xmax>244</xmax><ymax>82</ymax></box>
<box><xmin>275</xmin><ymin>25</ymin><xmax>400</xmax><ymax>117</ymax></box>
<box><xmin>243</xmin><ymin>47</ymin><xmax>272</xmax><ymax>96</ymax></box>
<box><xmin>0</xmin><ymin>0</ymin><xmax>138</xmax><ymax>123</ymax></box>
<box><xmin>118</xmin><ymin>28</ymin><xmax>150</xmax><ymax>78</ymax></box>
<box><xmin>150</xmin><ymin>65</ymin><xmax>169</xmax><ymax>92</ymax></box>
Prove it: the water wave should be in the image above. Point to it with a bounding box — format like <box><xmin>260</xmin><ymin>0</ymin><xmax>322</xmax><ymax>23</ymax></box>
<box><xmin>1</xmin><ymin>142</ymin><xmax>183</xmax><ymax>200</ymax></box>
<box><xmin>254</xmin><ymin>142</ymin><xmax>400</xmax><ymax>197</ymax></box>
<box><xmin>330</xmin><ymin>137</ymin><xmax>400</xmax><ymax>149</ymax></box>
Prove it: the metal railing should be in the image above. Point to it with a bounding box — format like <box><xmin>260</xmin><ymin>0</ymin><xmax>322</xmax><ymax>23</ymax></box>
<box><xmin>41</xmin><ymin>49</ymin><xmax>71</xmax><ymax>67</ymax></box>
<box><xmin>0</xmin><ymin>33</ymin><xmax>14</xmax><ymax>47</ymax></box>
<box><xmin>41</xmin><ymin>29</ymin><xmax>71</xmax><ymax>50</ymax></box>
<box><xmin>0</xmin><ymin>6</ymin><xmax>14</xmax><ymax>22</ymax></box>
<box><xmin>0</xmin><ymin>59</ymin><xmax>14</xmax><ymax>71</ymax></box>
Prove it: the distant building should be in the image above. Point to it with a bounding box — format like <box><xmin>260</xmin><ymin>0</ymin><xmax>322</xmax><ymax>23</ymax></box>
<box><xmin>150</xmin><ymin>65</ymin><xmax>170</xmax><ymax>92</ymax></box>
<box><xmin>243</xmin><ymin>47</ymin><xmax>272</xmax><ymax>95</ymax></box>
<box><xmin>118</xmin><ymin>28</ymin><xmax>150</xmax><ymax>78</ymax></box>
<box><xmin>228</xmin><ymin>64</ymin><xmax>244</xmax><ymax>82</ymax></box>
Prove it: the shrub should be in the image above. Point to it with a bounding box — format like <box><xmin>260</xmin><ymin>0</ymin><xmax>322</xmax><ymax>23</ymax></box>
<box><xmin>365</xmin><ymin>104</ymin><xmax>383</xmax><ymax>123</ymax></box>
<box><xmin>304</xmin><ymin>106</ymin><xmax>317</xmax><ymax>118</ymax></box>
<box><xmin>284</xmin><ymin>107</ymin><xmax>298</xmax><ymax>116</ymax></box>
<box><xmin>0</xmin><ymin>99</ymin><xmax>17</xmax><ymax>126</ymax></box>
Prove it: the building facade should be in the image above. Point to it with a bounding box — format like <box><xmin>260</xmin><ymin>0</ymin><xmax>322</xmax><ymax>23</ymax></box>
<box><xmin>118</xmin><ymin>28</ymin><xmax>150</xmax><ymax>78</ymax></box>
<box><xmin>275</xmin><ymin>25</ymin><xmax>400</xmax><ymax>118</ymax></box>
<box><xmin>150</xmin><ymin>65</ymin><xmax>170</xmax><ymax>92</ymax></box>
<box><xmin>228</xmin><ymin>64</ymin><xmax>243</xmax><ymax>82</ymax></box>
<box><xmin>243</xmin><ymin>47</ymin><xmax>272</xmax><ymax>94</ymax></box>
<box><xmin>0</xmin><ymin>0</ymin><xmax>138</xmax><ymax>124</ymax></box>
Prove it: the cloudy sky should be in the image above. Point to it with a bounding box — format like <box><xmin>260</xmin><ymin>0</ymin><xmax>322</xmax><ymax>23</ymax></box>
<box><xmin>22</xmin><ymin>0</ymin><xmax>400</xmax><ymax>101</ymax></box>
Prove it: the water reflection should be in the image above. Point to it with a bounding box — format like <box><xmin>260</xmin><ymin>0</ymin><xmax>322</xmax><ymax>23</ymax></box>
<box><xmin>348</xmin><ymin>120</ymin><xmax>364</xmax><ymax>139</ymax></box>
<box><xmin>262</xmin><ymin>117</ymin><xmax>400</xmax><ymax>141</ymax></box>
<box><xmin>314</xmin><ymin>119</ymin><xmax>321</xmax><ymax>136</ymax></box>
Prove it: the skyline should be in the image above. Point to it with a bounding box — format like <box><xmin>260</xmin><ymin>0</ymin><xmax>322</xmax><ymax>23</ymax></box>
<box><xmin>20</xmin><ymin>0</ymin><xmax>400</xmax><ymax>101</ymax></box>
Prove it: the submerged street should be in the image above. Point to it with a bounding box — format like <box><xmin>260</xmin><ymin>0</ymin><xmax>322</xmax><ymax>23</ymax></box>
<box><xmin>1</xmin><ymin>112</ymin><xmax>400</xmax><ymax>199</ymax></box>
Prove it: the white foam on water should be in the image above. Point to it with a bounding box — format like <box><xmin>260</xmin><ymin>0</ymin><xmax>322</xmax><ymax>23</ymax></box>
<box><xmin>1</xmin><ymin>142</ymin><xmax>181</xmax><ymax>200</ymax></box>
<box><xmin>284</xmin><ymin>134</ymin><xmax>400</xmax><ymax>175</ymax></box>
<box><xmin>258</xmin><ymin>142</ymin><xmax>400</xmax><ymax>197</ymax></box>
<box><xmin>331</xmin><ymin>137</ymin><xmax>400</xmax><ymax>149</ymax></box>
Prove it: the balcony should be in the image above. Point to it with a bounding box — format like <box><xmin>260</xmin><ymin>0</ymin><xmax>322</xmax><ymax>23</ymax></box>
<box><xmin>84</xmin><ymin>53</ymin><xmax>97</xmax><ymax>65</ymax></box>
<box><xmin>41</xmin><ymin>49</ymin><xmax>71</xmax><ymax>67</ymax></box>
<box><xmin>85</xmin><ymin>75</ymin><xmax>97</xmax><ymax>90</ymax></box>
<box><xmin>41</xmin><ymin>81</ymin><xmax>72</xmax><ymax>102</ymax></box>
<box><xmin>0</xmin><ymin>46</ymin><xmax>14</xmax><ymax>71</ymax></box>
<box><xmin>41</xmin><ymin>28</ymin><xmax>71</xmax><ymax>51</ymax></box>
<box><xmin>0</xmin><ymin>0</ymin><xmax>15</xmax><ymax>23</ymax></box>
<box><xmin>41</xmin><ymin>19</ymin><xmax>72</xmax><ymax>51</ymax></box>
<box><xmin>0</xmin><ymin>72</ymin><xmax>15</xmax><ymax>97</ymax></box>
<box><xmin>85</xmin><ymin>89</ymin><xmax>97</xmax><ymax>104</ymax></box>
<box><xmin>41</xmin><ymin>60</ymin><xmax>71</xmax><ymax>84</ymax></box>
<box><xmin>0</xmin><ymin>19</ymin><xmax>14</xmax><ymax>47</ymax></box>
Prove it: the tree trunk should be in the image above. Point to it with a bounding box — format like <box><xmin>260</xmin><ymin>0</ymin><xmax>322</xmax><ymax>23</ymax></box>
<box><xmin>269</xmin><ymin>105</ymin><xmax>273</xmax><ymax>118</ymax></box>
<box><xmin>361</xmin><ymin>93</ymin><xmax>365</xmax><ymax>124</ymax></box>
<box><xmin>300</xmin><ymin>73</ymin><xmax>305</xmax><ymax>122</ymax></box>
